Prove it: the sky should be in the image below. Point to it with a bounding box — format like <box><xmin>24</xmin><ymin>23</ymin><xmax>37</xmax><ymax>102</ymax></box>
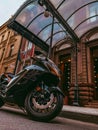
<box><xmin>0</xmin><ymin>0</ymin><xmax>26</xmax><ymax>26</ymax></box>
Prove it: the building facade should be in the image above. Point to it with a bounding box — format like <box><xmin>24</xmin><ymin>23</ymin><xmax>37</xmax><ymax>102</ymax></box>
<box><xmin>0</xmin><ymin>22</ymin><xmax>35</xmax><ymax>75</ymax></box>
<box><xmin>15</xmin><ymin>37</ymin><xmax>35</xmax><ymax>73</ymax></box>
<box><xmin>52</xmin><ymin>2</ymin><xmax>98</xmax><ymax>106</ymax></box>
<box><xmin>0</xmin><ymin>22</ymin><xmax>22</xmax><ymax>74</ymax></box>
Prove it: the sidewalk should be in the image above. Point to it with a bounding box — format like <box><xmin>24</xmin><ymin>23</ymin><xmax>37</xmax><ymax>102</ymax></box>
<box><xmin>60</xmin><ymin>105</ymin><xmax>98</xmax><ymax>124</ymax></box>
<box><xmin>2</xmin><ymin>105</ymin><xmax>98</xmax><ymax>124</ymax></box>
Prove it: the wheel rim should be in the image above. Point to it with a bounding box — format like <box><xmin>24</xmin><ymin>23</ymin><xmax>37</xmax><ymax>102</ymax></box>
<box><xmin>29</xmin><ymin>89</ymin><xmax>58</xmax><ymax>114</ymax></box>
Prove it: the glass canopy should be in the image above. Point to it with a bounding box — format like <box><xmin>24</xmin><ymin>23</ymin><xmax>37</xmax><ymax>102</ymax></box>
<box><xmin>8</xmin><ymin>0</ymin><xmax>98</xmax><ymax>52</ymax></box>
<box><xmin>8</xmin><ymin>0</ymin><xmax>67</xmax><ymax>52</ymax></box>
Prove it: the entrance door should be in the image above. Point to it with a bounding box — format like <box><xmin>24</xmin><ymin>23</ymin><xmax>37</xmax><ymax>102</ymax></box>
<box><xmin>59</xmin><ymin>54</ymin><xmax>71</xmax><ymax>94</ymax></box>
<box><xmin>91</xmin><ymin>47</ymin><xmax>98</xmax><ymax>100</ymax></box>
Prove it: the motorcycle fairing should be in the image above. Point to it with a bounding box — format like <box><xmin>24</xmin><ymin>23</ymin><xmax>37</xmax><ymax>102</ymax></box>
<box><xmin>5</xmin><ymin>64</ymin><xmax>49</xmax><ymax>95</ymax></box>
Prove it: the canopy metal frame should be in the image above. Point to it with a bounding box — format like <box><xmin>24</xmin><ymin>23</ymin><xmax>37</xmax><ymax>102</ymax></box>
<box><xmin>43</xmin><ymin>0</ymin><xmax>79</xmax><ymax>43</ymax></box>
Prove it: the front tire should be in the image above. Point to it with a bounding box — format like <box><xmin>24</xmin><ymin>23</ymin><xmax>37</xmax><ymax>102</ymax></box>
<box><xmin>0</xmin><ymin>98</ymin><xmax>4</xmax><ymax>107</ymax></box>
<box><xmin>25</xmin><ymin>90</ymin><xmax>63</xmax><ymax>122</ymax></box>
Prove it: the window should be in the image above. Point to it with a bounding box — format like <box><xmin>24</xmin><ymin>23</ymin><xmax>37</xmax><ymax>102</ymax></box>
<box><xmin>9</xmin><ymin>45</ymin><xmax>14</xmax><ymax>57</ymax></box>
<box><xmin>14</xmin><ymin>31</ymin><xmax>18</xmax><ymax>35</ymax></box>
<box><xmin>59</xmin><ymin>54</ymin><xmax>71</xmax><ymax>92</ymax></box>
<box><xmin>89</xmin><ymin>3</ymin><xmax>98</xmax><ymax>22</ymax></box>
<box><xmin>0</xmin><ymin>48</ymin><xmax>5</xmax><ymax>61</ymax></box>
<box><xmin>4</xmin><ymin>67</ymin><xmax>8</xmax><ymax>73</ymax></box>
<box><xmin>7</xmin><ymin>31</ymin><xmax>10</xmax><ymax>39</ymax></box>
<box><xmin>1</xmin><ymin>35</ymin><xmax>5</xmax><ymax>42</ymax></box>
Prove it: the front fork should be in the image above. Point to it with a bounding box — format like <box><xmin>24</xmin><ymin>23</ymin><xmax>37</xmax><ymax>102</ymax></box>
<box><xmin>35</xmin><ymin>81</ymin><xmax>64</xmax><ymax>97</ymax></box>
<box><xmin>49</xmin><ymin>86</ymin><xmax>65</xmax><ymax>97</ymax></box>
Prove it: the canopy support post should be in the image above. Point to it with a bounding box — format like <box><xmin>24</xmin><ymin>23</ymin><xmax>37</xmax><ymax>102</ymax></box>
<box><xmin>72</xmin><ymin>41</ymin><xmax>80</xmax><ymax>106</ymax></box>
<box><xmin>48</xmin><ymin>16</ymin><xmax>54</xmax><ymax>58</ymax></box>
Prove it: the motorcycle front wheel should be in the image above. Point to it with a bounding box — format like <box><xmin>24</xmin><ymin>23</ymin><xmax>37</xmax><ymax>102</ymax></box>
<box><xmin>25</xmin><ymin>88</ymin><xmax>63</xmax><ymax>122</ymax></box>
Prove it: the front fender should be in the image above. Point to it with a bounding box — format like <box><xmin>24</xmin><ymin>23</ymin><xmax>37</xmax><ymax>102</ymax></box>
<box><xmin>37</xmin><ymin>73</ymin><xmax>60</xmax><ymax>86</ymax></box>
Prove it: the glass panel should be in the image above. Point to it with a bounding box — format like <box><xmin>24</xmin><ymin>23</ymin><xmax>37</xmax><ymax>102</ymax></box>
<box><xmin>48</xmin><ymin>0</ymin><xmax>98</xmax><ymax>39</ymax></box>
<box><xmin>38</xmin><ymin>25</ymin><xmax>51</xmax><ymax>41</ymax></box>
<box><xmin>16</xmin><ymin>1</ymin><xmax>44</xmax><ymax>27</ymax></box>
<box><xmin>67</xmin><ymin>15</ymin><xmax>75</xmax><ymax>28</ymax></box>
<box><xmin>89</xmin><ymin>2</ymin><xmax>98</xmax><ymax>22</ymax></box>
<box><xmin>38</xmin><ymin>23</ymin><xmax>65</xmax><ymax>41</ymax></box>
<box><xmin>67</xmin><ymin>2</ymin><xmax>98</xmax><ymax>30</ymax></box>
<box><xmin>57</xmin><ymin>0</ymin><xmax>96</xmax><ymax>19</ymax></box>
<box><xmin>75</xmin><ymin>16</ymin><xmax>98</xmax><ymax>37</ymax></box>
<box><xmin>47</xmin><ymin>32</ymin><xmax>66</xmax><ymax>47</ymax></box>
<box><xmin>55</xmin><ymin>0</ymin><xmax>98</xmax><ymax>37</ymax></box>
<box><xmin>28</xmin><ymin>14</ymin><xmax>52</xmax><ymax>35</ymax></box>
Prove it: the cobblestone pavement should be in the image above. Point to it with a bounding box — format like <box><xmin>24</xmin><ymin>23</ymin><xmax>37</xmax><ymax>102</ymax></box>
<box><xmin>0</xmin><ymin>106</ymin><xmax>98</xmax><ymax>130</ymax></box>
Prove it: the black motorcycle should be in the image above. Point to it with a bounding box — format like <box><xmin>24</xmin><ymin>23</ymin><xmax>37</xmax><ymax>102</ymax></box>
<box><xmin>0</xmin><ymin>56</ymin><xmax>64</xmax><ymax>122</ymax></box>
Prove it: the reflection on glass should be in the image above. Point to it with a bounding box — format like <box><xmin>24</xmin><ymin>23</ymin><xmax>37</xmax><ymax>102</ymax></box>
<box><xmin>28</xmin><ymin>14</ymin><xmax>52</xmax><ymax>34</ymax></box>
<box><xmin>16</xmin><ymin>2</ymin><xmax>44</xmax><ymax>27</ymax></box>
<box><xmin>67</xmin><ymin>15</ymin><xmax>74</xmax><ymax>28</ymax></box>
<box><xmin>38</xmin><ymin>23</ymin><xmax>64</xmax><ymax>41</ymax></box>
<box><xmin>58</xmin><ymin>0</ymin><xmax>95</xmax><ymax>20</ymax></box>
<box><xmin>47</xmin><ymin>32</ymin><xmax>66</xmax><ymax>47</ymax></box>
<box><xmin>75</xmin><ymin>16</ymin><xmax>98</xmax><ymax>37</ymax></box>
<box><xmin>67</xmin><ymin>6</ymin><xmax>87</xmax><ymax>30</ymax></box>
<box><xmin>88</xmin><ymin>2</ymin><xmax>98</xmax><ymax>22</ymax></box>
<box><xmin>47</xmin><ymin>0</ymin><xmax>98</xmax><ymax>39</ymax></box>
<box><xmin>39</xmin><ymin>26</ymin><xmax>51</xmax><ymax>41</ymax></box>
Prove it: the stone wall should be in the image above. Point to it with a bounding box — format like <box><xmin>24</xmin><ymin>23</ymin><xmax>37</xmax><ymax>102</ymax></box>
<box><xmin>69</xmin><ymin>83</ymin><xmax>95</xmax><ymax>106</ymax></box>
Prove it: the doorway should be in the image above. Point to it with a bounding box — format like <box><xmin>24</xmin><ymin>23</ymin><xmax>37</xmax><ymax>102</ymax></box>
<box><xmin>91</xmin><ymin>46</ymin><xmax>98</xmax><ymax>100</ymax></box>
<box><xmin>59</xmin><ymin>54</ymin><xmax>71</xmax><ymax>94</ymax></box>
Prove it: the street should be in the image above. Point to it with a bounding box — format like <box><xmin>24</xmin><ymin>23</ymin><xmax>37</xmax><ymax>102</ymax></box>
<box><xmin>0</xmin><ymin>106</ymin><xmax>98</xmax><ymax>130</ymax></box>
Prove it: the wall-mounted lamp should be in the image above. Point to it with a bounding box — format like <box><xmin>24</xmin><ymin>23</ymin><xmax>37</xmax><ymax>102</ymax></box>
<box><xmin>38</xmin><ymin>0</ymin><xmax>50</xmax><ymax>17</ymax></box>
<box><xmin>44</xmin><ymin>10</ymin><xmax>50</xmax><ymax>17</ymax></box>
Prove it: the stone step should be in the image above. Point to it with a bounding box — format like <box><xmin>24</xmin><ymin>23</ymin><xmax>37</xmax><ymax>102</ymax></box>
<box><xmin>84</xmin><ymin>100</ymin><xmax>98</xmax><ymax>108</ymax></box>
<box><xmin>88</xmin><ymin>101</ymin><xmax>98</xmax><ymax>104</ymax></box>
<box><xmin>88</xmin><ymin>103</ymin><xmax>98</xmax><ymax>105</ymax></box>
<box><xmin>85</xmin><ymin>104</ymin><xmax>98</xmax><ymax>108</ymax></box>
